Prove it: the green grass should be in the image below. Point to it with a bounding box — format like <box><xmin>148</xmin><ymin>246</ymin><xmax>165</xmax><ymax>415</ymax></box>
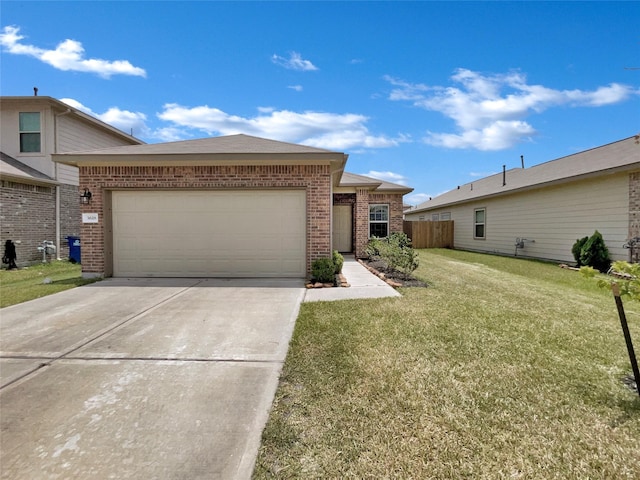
<box><xmin>0</xmin><ymin>261</ymin><xmax>98</xmax><ymax>308</ymax></box>
<box><xmin>254</xmin><ymin>249</ymin><xmax>640</xmax><ymax>479</ymax></box>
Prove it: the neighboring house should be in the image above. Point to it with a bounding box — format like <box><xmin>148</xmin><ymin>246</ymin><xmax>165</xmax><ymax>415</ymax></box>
<box><xmin>53</xmin><ymin>134</ymin><xmax>413</xmax><ymax>278</ymax></box>
<box><xmin>0</xmin><ymin>95</ymin><xmax>143</xmax><ymax>266</ymax></box>
<box><xmin>405</xmin><ymin>135</ymin><xmax>640</xmax><ymax>264</ymax></box>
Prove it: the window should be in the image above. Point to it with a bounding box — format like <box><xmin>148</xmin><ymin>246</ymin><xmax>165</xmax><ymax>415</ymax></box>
<box><xmin>418</xmin><ymin>215</ymin><xmax>425</xmax><ymax>221</ymax></box>
<box><xmin>19</xmin><ymin>112</ymin><xmax>41</xmax><ymax>152</ymax></box>
<box><xmin>440</xmin><ymin>212</ymin><xmax>451</xmax><ymax>221</ymax></box>
<box><xmin>474</xmin><ymin>208</ymin><xmax>486</xmax><ymax>239</ymax></box>
<box><xmin>369</xmin><ymin>204</ymin><xmax>389</xmax><ymax>237</ymax></box>
<box><xmin>432</xmin><ymin>213</ymin><xmax>440</xmax><ymax>221</ymax></box>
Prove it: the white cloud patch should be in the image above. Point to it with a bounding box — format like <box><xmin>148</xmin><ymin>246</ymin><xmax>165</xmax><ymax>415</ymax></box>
<box><xmin>157</xmin><ymin>104</ymin><xmax>406</xmax><ymax>150</ymax></box>
<box><xmin>386</xmin><ymin>69</ymin><xmax>637</xmax><ymax>151</ymax></box>
<box><xmin>362</xmin><ymin>170</ymin><xmax>409</xmax><ymax>186</ymax></box>
<box><xmin>271</xmin><ymin>51</ymin><xmax>318</xmax><ymax>71</ymax></box>
<box><xmin>60</xmin><ymin>98</ymin><xmax>149</xmax><ymax>136</ymax></box>
<box><xmin>0</xmin><ymin>26</ymin><xmax>146</xmax><ymax>78</ymax></box>
<box><xmin>288</xmin><ymin>85</ymin><xmax>303</xmax><ymax>92</ymax></box>
<box><xmin>404</xmin><ymin>192</ymin><xmax>432</xmax><ymax>207</ymax></box>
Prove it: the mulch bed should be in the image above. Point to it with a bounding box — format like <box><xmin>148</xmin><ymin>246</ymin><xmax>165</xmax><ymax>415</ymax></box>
<box><xmin>359</xmin><ymin>258</ymin><xmax>428</xmax><ymax>288</ymax></box>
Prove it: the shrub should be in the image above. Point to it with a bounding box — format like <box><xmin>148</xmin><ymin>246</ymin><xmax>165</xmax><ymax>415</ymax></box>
<box><xmin>365</xmin><ymin>232</ymin><xmax>419</xmax><ymax>276</ymax></box>
<box><xmin>572</xmin><ymin>236</ymin><xmax>589</xmax><ymax>266</ymax></box>
<box><xmin>579</xmin><ymin>230</ymin><xmax>611</xmax><ymax>273</ymax></box>
<box><xmin>365</xmin><ymin>237</ymin><xmax>385</xmax><ymax>259</ymax></box>
<box><xmin>312</xmin><ymin>258</ymin><xmax>336</xmax><ymax>283</ymax></box>
<box><xmin>332</xmin><ymin>250</ymin><xmax>344</xmax><ymax>274</ymax></box>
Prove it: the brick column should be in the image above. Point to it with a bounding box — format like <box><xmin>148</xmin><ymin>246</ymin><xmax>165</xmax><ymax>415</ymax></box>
<box><xmin>355</xmin><ymin>188</ymin><xmax>370</xmax><ymax>257</ymax></box>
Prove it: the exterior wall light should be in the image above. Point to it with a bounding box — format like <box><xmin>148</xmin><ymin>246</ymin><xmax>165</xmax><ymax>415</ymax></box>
<box><xmin>80</xmin><ymin>188</ymin><xmax>92</xmax><ymax>205</ymax></box>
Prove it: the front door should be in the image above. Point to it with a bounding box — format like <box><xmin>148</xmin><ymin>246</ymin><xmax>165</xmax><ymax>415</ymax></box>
<box><xmin>333</xmin><ymin>205</ymin><xmax>353</xmax><ymax>252</ymax></box>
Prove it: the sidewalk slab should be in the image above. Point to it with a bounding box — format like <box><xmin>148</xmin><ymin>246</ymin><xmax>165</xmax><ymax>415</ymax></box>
<box><xmin>304</xmin><ymin>257</ymin><xmax>400</xmax><ymax>302</ymax></box>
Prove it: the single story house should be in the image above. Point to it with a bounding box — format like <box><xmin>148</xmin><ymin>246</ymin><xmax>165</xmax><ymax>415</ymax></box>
<box><xmin>404</xmin><ymin>135</ymin><xmax>640</xmax><ymax>263</ymax></box>
<box><xmin>54</xmin><ymin>134</ymin><xmax>412</xmax><ymax>278</ymax></box>
<box><xmin>0</xmin><ymin>95</ymin><xmax>143</xmax><ymax>265</ymax></box>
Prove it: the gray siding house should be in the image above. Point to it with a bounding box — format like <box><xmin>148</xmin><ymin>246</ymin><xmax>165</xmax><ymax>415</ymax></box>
<box><xmin>0</xmin><ymin>96</ymin><xmax>143</xmax><ymax>265</ymax></box>
<box><xmin>405</xmin><ymin>135</ymin><xmax>640</xmax><ymax>263</ymax></box>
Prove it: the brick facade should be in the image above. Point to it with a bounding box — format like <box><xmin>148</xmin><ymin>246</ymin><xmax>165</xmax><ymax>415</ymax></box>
<box><xmin>349</xmin><ymin>189</ymin><xmax>406</xmax><ymax>258</ymax></box>
<box><xmin>1</xmin><ymin>180</ymin><xmax>56</xmax><ymax>266</ymax></box>
<box><xmin>355</xmin><ymin>188</ymin><xmax>370</xmax><ymax>257</ymax></box>
<box><xmin>0</xmin><ymin>181</ymin><xmax>82</xmax><ymax>266</ymax></box>
<box><xmin>79</xmin><ymin>164</ymin><xmax>332</xmax><ymax>276</ymax></box>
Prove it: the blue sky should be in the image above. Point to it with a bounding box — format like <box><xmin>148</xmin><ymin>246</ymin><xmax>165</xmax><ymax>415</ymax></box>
<box><xmin>2</xmin><ymin>1</ymin><xmax>639</xmax><ymax>206</ymax></box>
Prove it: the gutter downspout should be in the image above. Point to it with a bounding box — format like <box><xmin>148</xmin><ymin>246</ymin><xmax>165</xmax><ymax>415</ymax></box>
<box><xmin>54</xmin><ymin>108</ymin><xmax>72</xmax><ymax>260</ymax></box>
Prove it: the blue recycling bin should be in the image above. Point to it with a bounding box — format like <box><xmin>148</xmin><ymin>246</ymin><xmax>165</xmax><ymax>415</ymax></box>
<box><xmin>67</xmin><ymin>236</ymin><xmax>81</xmax><ymax>263</ymax></box>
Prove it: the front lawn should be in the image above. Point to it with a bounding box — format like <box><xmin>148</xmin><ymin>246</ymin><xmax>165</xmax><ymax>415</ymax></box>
<box><xmin>254</xmin><ymin>249</ymin><xmax>640</xmax><ymax>479</ymax></box>
<box><xmin>0</xmin><ymin>261</ymin><xmax>98</xmax><ymax>308</ymax></box>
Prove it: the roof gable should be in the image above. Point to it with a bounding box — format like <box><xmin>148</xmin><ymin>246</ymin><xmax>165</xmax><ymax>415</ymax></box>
<box><xmin>339</xmin><ymin>172</ymin><xmax>413</xmax><ymax>194</ymax></box>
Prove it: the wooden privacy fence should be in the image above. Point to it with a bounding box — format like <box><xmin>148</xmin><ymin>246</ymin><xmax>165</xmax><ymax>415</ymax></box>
<box><xmin>403</xmin><ymin>220</ymin><xmax>454</xmax><ymax>249</ymax></box>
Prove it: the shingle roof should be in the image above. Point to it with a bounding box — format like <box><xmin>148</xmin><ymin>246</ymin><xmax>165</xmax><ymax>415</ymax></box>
<box><xmin>408</xmin><ymin>135</ymin><xmax>640</xmax><ymax>213</ymax></box>
<box><xmin>339</xmin><ymin>172</ymin><xmax>413</xmax><ymax>193</ymax></box>
<box><xmin>57</xmin><ymin>134</ymin><xmax>338</xmax><ymax>156</ymax></box>
<box><xmin>0</xmin><ymin>152</ymin><xmax>57</xmax><ymax>185</ymax></box>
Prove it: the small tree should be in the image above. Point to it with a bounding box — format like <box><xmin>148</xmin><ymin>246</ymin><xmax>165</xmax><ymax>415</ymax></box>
<box><xmin>582</xmin><ymin>261</ymin><xmax>640</xmax><ymax>397</ymax></box>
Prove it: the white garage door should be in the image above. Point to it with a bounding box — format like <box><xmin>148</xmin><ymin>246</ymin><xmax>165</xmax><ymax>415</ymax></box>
<box><xmin>112</xmin><ymin>190</ymin><xmax>306</xmax><ymax>277</ymax></box>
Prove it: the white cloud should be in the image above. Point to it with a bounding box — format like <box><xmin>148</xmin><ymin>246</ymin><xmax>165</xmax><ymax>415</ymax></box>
<box><xmin>60</xmin><ymin>98</ymin><xmax>148</xmax><ymax>136</ymax></box>
<box><xmin>386</xmin><ymin>69</ymin><xmax>637</xmax><ymax>150</ymax></box>
<box><xmin>157</xmin><ymin>104</ymin><xmax>406</xmax><ymax>150</ymax></box>
<box><xmin>271</xmin><ymin>51</ymin><xmax>318</xmax><ymax>71</ymax></box>
<box><xmin>362</xmin><ymin>170</ymin><xmax>409</xmax><ymax>186</ymax></box>
<box><xmin>425</xmin><ymin>120</ymin><xmax>536</xmax><ymax>151</ymax></box>
<box><xmin>288</xmin><ymin>85</ymin><xmax>303</xmax><ymax>92</ymax></box>
<box><xmin>0</xmin><ymin>26</ymin><xmax>146</xmax><ymax>78</ymax></box>
<box><xmin>404</xmin><ymin>192</ymin><xmax>432</xmax><ymax>206</ymax></box>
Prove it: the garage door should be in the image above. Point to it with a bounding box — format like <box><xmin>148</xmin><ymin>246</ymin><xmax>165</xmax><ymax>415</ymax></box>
<box><xmin>112</xmin><ymin>190</ymin><xmax>306</xmax><ymax>277</ymax></box>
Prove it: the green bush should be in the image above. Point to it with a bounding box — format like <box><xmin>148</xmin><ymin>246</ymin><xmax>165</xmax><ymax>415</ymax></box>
<box><xmin>365</xmin><ymin>237</ymin><xmax>385</xmax><ymax>259</ymax></box>
<box><xmin>312</xmin><ymin>258</ymin><xmax>336</xmax><ymax>283</ymax></box>
<box><xmin>571</xmin><ymin>236</ymin><xmax>589</xmax><ymax>266</ymax></box>
<box><xmin>332</xmin><ymin>250</ymin><xmax>344</xmax><ymax>274</ymax></box>
<box><xmin>579</xmin><ymin>230</ymin><xmax>611</xmax><ymax>272</ymax></box>
<box><xmin>365</xmin><ymin>232</ymin><xmax>419</xmax><ymax>276</ymax></box>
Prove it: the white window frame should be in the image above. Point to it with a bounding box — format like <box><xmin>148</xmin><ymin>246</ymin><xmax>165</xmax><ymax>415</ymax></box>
<box><xmin>474</xmin><ymin>208</ymin><xmax>486</xmax><ymax>239</ymax></box>
<box><xmin>369</xmin><ymin>204</ymin><xmax>389</xmax><ymax>238</ymax></box>
<box><xmin>432</xmin><ymin>213</ymin><xmax>440</xmax><ymax>221</ymax></box>
<box><xmin>19</xmin><ymin>112</ymin><xmax>41</xmax><ymax>153</ymax></box>
<box><xmin>440</xmin><ymin>212</ymin><xmax>451</xmax><ymax>221</ymax></box>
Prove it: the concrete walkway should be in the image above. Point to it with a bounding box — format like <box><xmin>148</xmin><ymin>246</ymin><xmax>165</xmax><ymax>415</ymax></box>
<box><xmin>304</xmin><ymin>256</ymin><xmax>401</xmax><ymax>302</ymax></box>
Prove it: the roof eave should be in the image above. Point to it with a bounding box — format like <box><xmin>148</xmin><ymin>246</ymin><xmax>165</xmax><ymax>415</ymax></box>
<box><xmin>0</xmin><ymin>172</ymin><xmax>60</xmax><ymax>187</ymax></box>
<box><xmin>410</xmin><ymin>163</ymin><xmax>640</xmax><ymax>213</ymax></box>
<box><xmin>53</xmin><ymin>151</ymin><xmax>348</xmax><ymax>167</ymax></box>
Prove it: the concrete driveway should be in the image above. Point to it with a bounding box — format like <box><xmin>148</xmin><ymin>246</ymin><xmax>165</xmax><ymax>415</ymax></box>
<box><xmin>0</xmin><ymin>277</ymin><xmax>304</xmax><ymax>479</ymax></box>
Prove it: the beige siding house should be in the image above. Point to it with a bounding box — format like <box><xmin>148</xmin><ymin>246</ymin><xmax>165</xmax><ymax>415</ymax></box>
<box><xmin>405</xmin><ymin>135</ymin><xmax>640</xmax><ymax>263</ymax></box>
<box><xmin>0</xmin><ymin>96</ymin><xmax>143</xmax><ymax>265</ymax></box>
